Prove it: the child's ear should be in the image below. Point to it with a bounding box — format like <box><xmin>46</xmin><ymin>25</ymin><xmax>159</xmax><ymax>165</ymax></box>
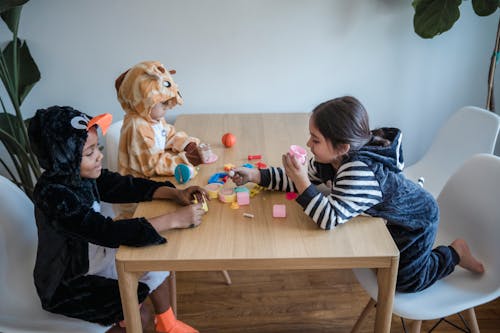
<box><xmin>337</xmin><ymin>143</ymin><xmax>350</xmax><ymax>155</ymax></box>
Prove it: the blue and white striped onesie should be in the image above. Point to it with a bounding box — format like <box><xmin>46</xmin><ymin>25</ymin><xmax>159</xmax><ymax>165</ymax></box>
<box><xmin>259</xmin><ymin>128</ymin><xmax>458</xmax><ymax>292</ymax></box>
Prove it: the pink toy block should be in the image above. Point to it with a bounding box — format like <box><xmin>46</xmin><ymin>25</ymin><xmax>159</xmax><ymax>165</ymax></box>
<box><xmin>237</xmin><ymin>191</ymin><xmax>250</xmax><ymax>205</ymax></box>
<box><xmin>273</xmin><ymin>204</ymin><xmax>286</xmax><ymax>218</ymax></box>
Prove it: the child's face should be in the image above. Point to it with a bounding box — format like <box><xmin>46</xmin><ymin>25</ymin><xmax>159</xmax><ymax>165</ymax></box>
<box><xmin>80</xmin><ymin>127</ymin><xmax>103</xmax><ymax>179</ymax></box>
<box><xmin>306</xmin><ymin>117</ymin><xmax>346</xmax><ymax>165</ymax></box>
<box><xmin>150</xmin><ymin>101</ymin><xmax>171</xmax><ymax>121</ymax></box>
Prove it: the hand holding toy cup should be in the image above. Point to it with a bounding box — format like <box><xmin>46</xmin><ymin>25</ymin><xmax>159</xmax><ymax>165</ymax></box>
<box><xmin>289</xmin><ymin>144</ymin><xmax>307</xmax><ymax>165</ymax></box>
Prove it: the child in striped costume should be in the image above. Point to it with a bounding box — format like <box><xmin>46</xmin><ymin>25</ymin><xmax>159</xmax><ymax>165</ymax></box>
<box><xmin>232</xmin><ymin>96</ymin><xmax>484</xmax><ymax>292</ymax></box>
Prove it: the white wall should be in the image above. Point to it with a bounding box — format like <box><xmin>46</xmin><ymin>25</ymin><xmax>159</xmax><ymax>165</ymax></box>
<box><xmin>1</xmin><ymin>0</ymin><xmax>499</xmax><ymax>165</ymax></box>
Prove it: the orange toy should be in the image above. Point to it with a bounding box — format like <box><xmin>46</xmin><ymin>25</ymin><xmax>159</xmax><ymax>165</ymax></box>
<box><xmin>221</xmin><ymin>133</ymin><xmax>236</xmax><ymax>147</ymax></box>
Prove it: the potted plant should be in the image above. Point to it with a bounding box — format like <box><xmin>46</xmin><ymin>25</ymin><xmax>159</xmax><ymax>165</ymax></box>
<box><xmin>412</xmin><ymin>0</ymin><xmax>500</xmax><ymax>112</ymax></box>
<box><xmin>0</xmin><ymin>0</ymin><xmax>41</xmax><ymax>200</ymax></box>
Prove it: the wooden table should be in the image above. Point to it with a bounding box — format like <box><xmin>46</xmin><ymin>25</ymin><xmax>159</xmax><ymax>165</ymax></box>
<box><xmin>116</xmin><ymin>113</ymin><xmax>399</xmax><ymax>332</ymax></box>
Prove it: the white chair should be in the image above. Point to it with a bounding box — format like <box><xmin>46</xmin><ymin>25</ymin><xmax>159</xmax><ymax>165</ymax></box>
<box><xmin>352</xmin><ymin>154</ymin><xmax>500</xmax><ymax>333</ymax></box>
<box><xmin>0</xmin><ymin>175</ymin><xmax>108</xmax><ymax>333</ymax></box>
<box><xmin>404</xmin><ymin>106</ymin><xmax>500</xmax><ymax>198</ymax></box>
<box><xmin>104</xmin><ymin>119</ymin><xmax>123</xmax><ymax>172</ymax></box>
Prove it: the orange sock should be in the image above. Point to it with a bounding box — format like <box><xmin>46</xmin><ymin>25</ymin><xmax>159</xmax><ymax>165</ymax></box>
<box><xmin>155</xmin><ymin>307</ymin><xmax>198</xmax><ymax>333</ymax></box>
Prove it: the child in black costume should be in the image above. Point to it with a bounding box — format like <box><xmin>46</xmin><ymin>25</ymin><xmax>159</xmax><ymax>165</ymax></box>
<box><xmin>29</xmin><ymin>106</ymin><xmax>203</xmax><ymax>333</ymax></box>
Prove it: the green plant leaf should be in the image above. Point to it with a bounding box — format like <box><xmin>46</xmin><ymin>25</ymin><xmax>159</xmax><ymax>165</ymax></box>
<box><xmin>0</xmin><ymin>5</ymin><xmax>21</xmax><ymax>33</ymax></box>
<box><xmin>413</xmin><ymin>0</ymin><xmax>462</xmax><ymax>38</ymax></box>
<box><xmin>472</xmin><ymin>0</ymin><xmax>500</xmax><ymax>16</ymax></box>
<box><xmin>0</xmin><ymin>112</ymin><xmax>27</xmax><ymax>147</ymax></box>
<box><xmin>0</xmin><ymin>0</ymin><xmax>28</xmax><ymax>15</ymax></box>
<box><xmin>2</xmin><ymin>40</ymin><xmax>41</xmax><ymax>105</ymax></box>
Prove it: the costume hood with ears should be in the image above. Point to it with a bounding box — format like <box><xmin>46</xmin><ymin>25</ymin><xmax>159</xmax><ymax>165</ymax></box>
<box><xmin>115</xmin><ymin>61</ymin><xmax>183</xmax><ymax>121</ymax></box>
<box><xmin>28</xmin><ymin>106</ymin><xmax>111</xmax><ymax>180</ymax></box>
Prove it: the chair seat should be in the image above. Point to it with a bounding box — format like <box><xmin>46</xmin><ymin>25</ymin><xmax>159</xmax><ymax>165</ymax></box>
<box><xmin>353</xmin><ymin>267</ymin><xmax>499</xmax><ymax>320</ymax></box>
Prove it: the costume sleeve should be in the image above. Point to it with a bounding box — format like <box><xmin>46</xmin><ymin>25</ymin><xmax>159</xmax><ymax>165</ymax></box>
<box><xmin>120</xmin><ymin>119</ymin><xmax>192</xmax><ymax>177</ymax></box>
<box><xmin>97</xmin><ymin>169</ymin><xmax>175</xmax><ymax>203</ymax></box>
<box><xmin>164</xmin><ymin>122</ymin><xmax>200</xmax><ymax>152</ymax></box>
<box><xmin>36</xmin><ymin>184</ymin><xmax>166</xmax><ymax>248</ymax></box>
<box><xmin>260</xmin><ymin>159</ymin><xmax>382</xmax><ymax>230</ymax></box>
<box><xmin>296</xmin><ymin>160</ymin><xmax>382</xmax><ymax>230</ymax></box>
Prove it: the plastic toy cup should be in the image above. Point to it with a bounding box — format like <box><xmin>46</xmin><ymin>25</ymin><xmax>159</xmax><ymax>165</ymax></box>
<box><xmin>198</xmin><ymin>143</ymin><xmax>218</xmax><ymax>164</ymax></box>
<box><xmin>289</xmin><ymin>145</ymin><xmax>307</xmax><ymax>165</ymax></box>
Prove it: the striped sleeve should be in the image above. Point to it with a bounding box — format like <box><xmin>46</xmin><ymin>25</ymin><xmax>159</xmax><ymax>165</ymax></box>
<box><xmin>296</xmin><ymin>160</ymin><xmax>382</xmax><ymax>230</ymax></box>
<box><xmin>260</xmin><ymin>157</ymin><xmax>320</xmax><ymax>192</ymax></box>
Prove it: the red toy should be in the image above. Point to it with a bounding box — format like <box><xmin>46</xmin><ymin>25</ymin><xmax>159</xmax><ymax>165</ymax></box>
<box><xmin>221</xmin><ymin>133</ymin><xmax>236</xmax><ymax>147</ymax></box>
<box><xmin>247</xmin><ymin>154</ymin><xmax>262</xmax><ymax>160</ymax></box>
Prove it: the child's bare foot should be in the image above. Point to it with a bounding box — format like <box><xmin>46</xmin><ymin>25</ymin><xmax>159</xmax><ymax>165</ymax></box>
<box><xmin>450</xmin><ymin>239</ymin><xmax>485</xmax><ymax>273</ymax></box>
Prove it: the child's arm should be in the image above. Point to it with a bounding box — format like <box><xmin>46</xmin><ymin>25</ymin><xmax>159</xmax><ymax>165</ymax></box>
<box><xmin>164</xmin><ymin>122</ymin><xmax>200</xmax><ymax>153</ymax></box>
<box><xmin>152</xmin><ymin>185</ymin><xmax>208</xmax><ymax>206</ymax></box>
<box><xmin>121</xmin><ymin>119</ymin><xmax>194</xmax><ymax>177</ymax></box>
<box><xmin>97</xmin><ymin>169</ymin><xmax>175</xmax><ymax>204</ymax></box>
<box><xmin>236</xmin><ymin>157</ymin><xmax>383</xmax><ymax>230</ymax></box>
<box><xmin>296</xmin><ymin>160</ymin><xmax>383</xmax><ymax>230</ymax></box>
<box><xmin>35</xmin><ymin>184</ymin><xmax>166</xmax><ymax>248</ymax></box>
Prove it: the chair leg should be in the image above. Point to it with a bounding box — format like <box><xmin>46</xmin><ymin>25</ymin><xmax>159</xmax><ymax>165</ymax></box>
<box><xmin>463</xmin><ymin>308</ymin><xmax>480</xmax><ymax>333</ymax></box>
<box><xmin>221</xmin><ymin>270</ymin><xmax>232</xmax><ymax>285</ymax></box>
<box><xmin>409</xmin><ymin>319</ymin><xmax>422</xmax><ymax>333</ymax></box>
<box><xmin>168</xmin><ymin>271</ymin><xmax>177</xmax><ymax>315</ymax></box>
<box><xmin>351</xmin><ymin>298</ymin><xmax>376</xmax><ymax>333</ymax></box>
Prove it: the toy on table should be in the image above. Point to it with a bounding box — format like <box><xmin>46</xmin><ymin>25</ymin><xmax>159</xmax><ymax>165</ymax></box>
<box><xmin>247</xmin><ymin>154</ymin><xmax>261</xmax><ymax>160</ymax></box>
<box><xmin>205</xmin><ymin>183</ymin><xmax>222</xmax><ymax>199</ymax></box>
<box><xmin>192</xmin><ymin>193</ymin><xmax>208</xmax><ymax>212</ymax></box>
<box><xmin>208</xmin><ymin>172</ymin><xmax>229</xmax><ymax>184</ymax></box>
<box><xmin>273</xmin><ymin>204</ymin><xmax>286</xmax><ymax>218</ymax></box>
<box><xmin>174</xmin><ymin>164</ymin><xmax>195</xmax><ymax>184</ymax></box>
<box><xmin>221</xmin><ymin>133</ymin><xmax>236</xmax><ymax>147</ymax></box>
<box><xmin>218</xmin><ymin>188</ymin><xmax>236</xmax><ymax>203</ymax></box>
<box><xmin>198</xmin><ymin>143</ymin><xmax>218</xmax><ymax>164</ymax></box>
<box><xmin>289</xmin><ymin>144</ymin><xmax>307</xmax><ymax>165</ymax></box>
<box><xmin>234</xmin><ymin>186</ymin><xmax>250</xmax><ymax>205</ymax></box>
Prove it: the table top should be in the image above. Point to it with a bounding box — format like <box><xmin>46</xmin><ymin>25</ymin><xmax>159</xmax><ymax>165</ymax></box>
<box><xmin>116</xmin><ymin>113</ymin><xmax>398</xmax><ymax>271</ymax></box>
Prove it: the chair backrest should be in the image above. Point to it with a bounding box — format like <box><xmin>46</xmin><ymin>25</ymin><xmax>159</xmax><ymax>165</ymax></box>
<box><xmin>436</xmin><ymin>154</ymin><xmax>500</xmax><ymax>283</ymax></box>
<box><xmin>404</xmin><ymin>106</ymin><xmax>500</xmax><ymax>197</ymax></box>
<box><xmin>105</xmin><ymin>119</ymin><xmax>123</xmax><ymax>172</ymax></box>
<box><xmin>0</xmin><ymin>175</ymin><xmax>42</xmax><ymax>315</ymax></box>
<box><xmin>0</xmin><ymin>175</ymin><xmax>108</xmax><ymax>332</ymax></box>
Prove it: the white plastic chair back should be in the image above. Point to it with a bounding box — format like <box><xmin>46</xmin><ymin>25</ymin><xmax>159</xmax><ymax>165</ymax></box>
<box><xmin>0</xmin><ymin>175</ymin><xmax>107</xmax><ymax>332</ymax></box>
<box><xmin>354</xmin><ymin>154</ymin><xmax>500</xmax><ymax>321</ymax></box>
<box><xmin>404</xmin><ymin>106</ymin><xmax>500</xmax><ymax>198</ymax></box>
<box><xmin>104</xmin><ymin>119</ymin><xmax>123</xmax><ymax>172</ymax></box>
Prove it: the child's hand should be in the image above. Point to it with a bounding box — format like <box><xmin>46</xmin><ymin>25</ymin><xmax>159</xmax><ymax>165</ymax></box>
<box><xmin>175</xmin><ymin>186</ymin><xmax>208</xmax><ymax>206</ymax></box>
<box><xmin>184</xmin><ymin>142</ymin><xmax>203</xmax><ymax>166</ymax></box>
<box><xmin>170</xmin><ymin>204</ymin><xmax>205</xmax><ymax>229</ymax></box>
<box><xmin>282</xmin><ymin>153</ymin><xmax>310</xmax><ymax>193</ymax></box>
<box><xmin>231</xmin><ymin>167</ymin><xmax>260</xmax><ymax>186</ymax></box>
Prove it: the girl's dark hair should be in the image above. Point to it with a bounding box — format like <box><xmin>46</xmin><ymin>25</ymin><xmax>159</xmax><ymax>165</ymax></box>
<box><xmin>311</xmin><ymin>96</ymin><xmax>390</xmax><ymax>151</ymax></box>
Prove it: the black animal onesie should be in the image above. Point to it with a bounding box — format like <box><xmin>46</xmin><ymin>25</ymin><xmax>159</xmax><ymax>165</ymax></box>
<box><xmin>28</xmin><ymin>106</ymin><xmax>171</xmax><ymax>325</ymax></box>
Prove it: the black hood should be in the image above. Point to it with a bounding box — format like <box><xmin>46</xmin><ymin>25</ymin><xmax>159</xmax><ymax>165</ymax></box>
<box><xmin>29</xmin><ymin>106</ymin><xmax>92</xmax><ymax>181</ymax></box>
<box><xmin>354</xmin><ymin>127</ymin><xmax>404</xmax><ymax>173</ymax></box>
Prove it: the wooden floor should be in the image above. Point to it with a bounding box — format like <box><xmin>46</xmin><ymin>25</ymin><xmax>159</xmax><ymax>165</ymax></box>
<box><xmin>143</xmin><ymin>270</ymin><xmax>500</xmax><ymax>333</ymax></box>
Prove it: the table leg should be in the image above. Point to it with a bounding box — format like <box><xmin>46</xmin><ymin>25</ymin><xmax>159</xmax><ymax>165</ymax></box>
<box><xmin>374</xmin><ymin>256</ymin><xmax>399</xmax><ymax>333</ymax></box>
<box><xmin>117</xmin><ymin>262</ymin><xmax>143</xmax><ymax>333</ymax></box>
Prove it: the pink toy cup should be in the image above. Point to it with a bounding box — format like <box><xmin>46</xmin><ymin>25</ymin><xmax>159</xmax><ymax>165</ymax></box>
<box><xmin>289</xmin><ymin>145</ymin><xmax>307</xmax><ymax>165</ymax></box>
